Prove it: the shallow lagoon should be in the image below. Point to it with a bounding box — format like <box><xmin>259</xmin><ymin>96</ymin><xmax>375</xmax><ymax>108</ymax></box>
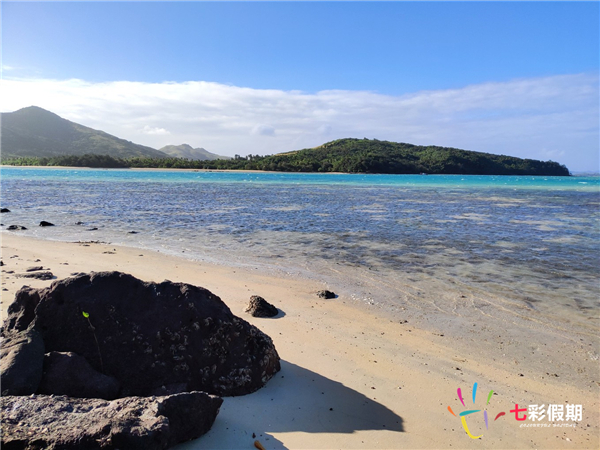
<box><xmin>2</xmin><ymin>168</ymin><xmax>599</xmax><ymax>334</ymax></box>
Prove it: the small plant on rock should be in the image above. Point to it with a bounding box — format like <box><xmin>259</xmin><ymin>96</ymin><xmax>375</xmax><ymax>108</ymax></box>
<box><xmin>82</xmin><ymin>310</ymin><xmax>104</xmax><ymax>373</ymax></box>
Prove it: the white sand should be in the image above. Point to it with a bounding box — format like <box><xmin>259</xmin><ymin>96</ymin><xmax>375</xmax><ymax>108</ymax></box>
<box><xmin>1</xmin><ymin>233</ymin><xmax>598</xmax><ymax>449</ymax></box>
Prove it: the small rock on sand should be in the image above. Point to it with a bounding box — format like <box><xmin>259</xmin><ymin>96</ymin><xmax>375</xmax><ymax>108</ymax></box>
<box><xmin>15</xmin><ymin>271</ymin><xmax>54</xmax><ymax>280</ymax></box>
<box><xmin>245</xmin><ymin>295</ymin><xmax>279</xmax><ymax>318</ymax></box>
<box><xmin>316</xmin><ymin>290</ymin><xmax>336</xmax><ymax>299</ymax></box>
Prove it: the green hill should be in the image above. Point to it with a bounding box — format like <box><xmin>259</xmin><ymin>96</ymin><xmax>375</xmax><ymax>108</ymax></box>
<box><xmin>1</xmin><ymin>106</ymin><xmax>168</xmax><ymax>159</ymax></box>
<box><xmin>158</xmin><ymin>144</ymin><xmax>229</xmax><ymax>161</ymax></box>
<box><xmin>245</xmin><ymin>138</ymin><xmax>570</xmax><ymax>175</ymax></box>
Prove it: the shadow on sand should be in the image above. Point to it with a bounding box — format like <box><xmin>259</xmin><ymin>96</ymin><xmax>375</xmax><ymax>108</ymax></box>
<box><xmin>176</xmin><ymin>360</ymin><xmax>404</xmax><ymax>450</ymax></box>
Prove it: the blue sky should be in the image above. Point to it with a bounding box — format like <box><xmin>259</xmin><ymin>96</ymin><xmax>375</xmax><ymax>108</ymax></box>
<box><xmin>2</xmin><ymin>2</ymin><xmax>599</xmax><ymax>171</ymax></box>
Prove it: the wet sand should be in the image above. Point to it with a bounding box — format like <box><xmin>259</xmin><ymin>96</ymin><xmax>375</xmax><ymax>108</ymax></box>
<box><xmin>1</xmin><ymin>233</ymin><xmax>598</xmax><ymax>449</ymax></box>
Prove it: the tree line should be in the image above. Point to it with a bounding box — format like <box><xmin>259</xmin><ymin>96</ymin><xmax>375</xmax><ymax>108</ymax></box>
<box><xmin>1</xmin><ymin>138</ymin><xmax>570</xmax><ymax>176</ymax></box>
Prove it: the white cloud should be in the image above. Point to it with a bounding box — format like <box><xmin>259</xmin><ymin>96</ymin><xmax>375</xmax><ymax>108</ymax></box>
<box><xmin>0</xmin><ymin>73</ymin><xmax>597</xmax><ymax>171</ymax></box>
<box><xmin>317</xmin><ymin>124</ymin><xmax>332</xmax><ymax>135</ymax></box>
<box><xmin>251</xmin><ymin>124</ymin><xmax>275</xmax><ymax>136</ymax></box>
<box><xmin>142</xmin><ymin>125</ymin><xmax>171</xmax><ymax>135</ymax></box>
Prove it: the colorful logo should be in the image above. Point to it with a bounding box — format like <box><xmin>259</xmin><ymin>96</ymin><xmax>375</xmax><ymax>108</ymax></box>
<box><xmin>447</xmin><ymin>382</ymin><xmax>505</xmax><ymax>439</ymax></box>
<box><xmin>448</xmin><ymin>382</ymin><xmax>584</xmax><ymax>438</ymax></box>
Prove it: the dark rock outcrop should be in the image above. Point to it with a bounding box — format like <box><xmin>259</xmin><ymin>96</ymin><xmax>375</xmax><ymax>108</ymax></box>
<box><xmin>7</xmin><ymin>225</ymin><xmax>27</xmax><ymax>231</ymax></box>
<box><xmin>0</xmin><ymin>329</ymin><xmax>45</xmax><ymax>396</ymax></box>
<box><xmin>245</xmin><ymin>295</ymin><xmax>279</xmax><ymax>318</ymax></box>
<box><xmin>317</xmin><ymin>290</ymin><xmax>336</xmax><ymax>299</ymax></box>
<box><xmin>3</xmin><ymin>271</ymin><xmax>280</xmax><ymax>397</ymax></box>
<box><xmin>1</xmin><ymin>208</ymin><xmax>10</xmax><ymax>213</ymax></box>
<box><xmin>38</xmin><ymin>351</ymin><xmax>121</xmax><ymax>399</ymax></box>
<box><xmin>39</xmin><ymin>221</ymin><xmax>55</xmax><ymax>227</ymax></box>
<box><xmin>0</xmin><ymin>391</ymin><xmax>223</xmax><ymax>449</ymax></box>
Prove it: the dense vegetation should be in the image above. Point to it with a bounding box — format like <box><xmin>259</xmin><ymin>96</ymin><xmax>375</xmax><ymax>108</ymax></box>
<box><xmin>2</xmin><ymin>138</ymin><xmax>570</xmax><ymax>176</ymax></box>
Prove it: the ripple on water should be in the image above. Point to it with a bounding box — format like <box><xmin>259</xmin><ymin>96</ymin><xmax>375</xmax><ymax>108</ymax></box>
<box><xmin>2</xmin><ymin>169</ymin><xmax>598</xmax><ymax>334</ymax></box>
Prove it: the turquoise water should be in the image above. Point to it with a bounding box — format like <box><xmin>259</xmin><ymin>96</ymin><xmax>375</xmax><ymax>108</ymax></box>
<box><xmin>2</xmin><ymin>167</ymin><xmax>599</xmax><ymax>332</ymax></box>
<box><xmin>2</xmin><ymin>167</ymin><xmax>598</xmax><ymax>190</ymax></box>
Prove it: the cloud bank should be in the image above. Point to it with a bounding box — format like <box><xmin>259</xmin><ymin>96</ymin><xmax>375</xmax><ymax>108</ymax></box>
<box><xmin>1</xmin><ymin>73</ymin><xmax>597</xmax><ymax>171</ymax></box>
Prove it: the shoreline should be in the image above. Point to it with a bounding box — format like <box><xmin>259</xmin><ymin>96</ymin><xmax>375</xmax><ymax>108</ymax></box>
<box><xmin>0</xmin><ymin>164</ymin><xmax>280</xmax><ymax>174</ymax></box>
<box><xmin>3</xmin><ymin>165</ymin><xmax>591</xmax><ymax>177</ymax></box>
<box><xmin>1</xmin><ymin>233</ymin><xmax>598</xmax><ymax>449</ymax></box>
<box><xmin>1</xmin><ymin>164</ymin><xmax>344</xmax><ymax>175</ymax></box>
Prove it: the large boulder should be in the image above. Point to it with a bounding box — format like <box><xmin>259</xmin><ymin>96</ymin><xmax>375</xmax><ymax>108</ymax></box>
<box><xmin>0</xmin><ymin>391</ymin><xmax>223</xmax><ymax>449</ymax></box>
<box><xmin>0</xmin><ymin>328</ymin><xmax>45</xmax><ymax>396</ymax></box>
<box><xmin>3</xmin><ymin>271</ymin><xmax>280</xmax><ymax>397</ymax></box>
<box><xmin>38</xmin><ymin>351</ymin><xmax>121</xmax><ymax>400</ymax></box>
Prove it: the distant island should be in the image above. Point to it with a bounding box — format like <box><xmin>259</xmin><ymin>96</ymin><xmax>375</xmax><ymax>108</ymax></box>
<box><xmin>1</xmin><ymin>106</ymin><xmax>570</xmax><ymax>176</ymax></box>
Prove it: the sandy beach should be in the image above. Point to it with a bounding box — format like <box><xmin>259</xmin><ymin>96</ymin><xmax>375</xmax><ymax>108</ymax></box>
<box><xmin>1</xmin><ymin>233</ymin><xmax>598</xmax><ymax>449</ymax></box>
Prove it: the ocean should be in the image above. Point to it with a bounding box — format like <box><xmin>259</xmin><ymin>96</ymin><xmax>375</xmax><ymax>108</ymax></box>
<box><xmin>2</xmin><ymin>167</ymin><xmax>599</xmax><ymax>336</ymax></box>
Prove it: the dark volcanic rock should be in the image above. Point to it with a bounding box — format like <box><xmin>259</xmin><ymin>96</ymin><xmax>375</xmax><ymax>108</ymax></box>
<box><xmin>0</xmin><ymin>329</ymin><xmax>45</xmax><ymax>396</ymax></box>
<box><xmin>3</xmin><ymin>287</ymin><xmax>42</xmax><ymax>331</ymax></box>
<box><xmin>1</xmin><ymin>208</ymin><xmax>10</xmax><ymax>213</ymax></box>
<box><xmin>245</xmin><ymin>295</ymin><xmax>279</xmax><ymax>318</ymax></box>
<box><xmin>0</xmin><ymin>391</ymin><xmax>223</xmax><ymax>450</ymax></box>
<box><xmin>38</xmin><ymin>351</ymin><xmax>121</xmax><ymax>399</ymax></box>
<box><xmin>151</xmin><ymin>383</ymin><xmax>189</xmax><ymax>397</ymax></box>
<box><xmin>3</xmin><ymin>271</ymin><xmax>280</xmax><ymax>397</ymax></box>
<box><xmin>25</xmin><ymin>266</ymin><xmax>44</xmax><ymax>272</ymax></box>
<box><xmin>7</xmin><ymin>225</ymin><xmax>27</xmax><ymax>231</ymax></box>
<box><xmin>39</xmin><ymin>221</ymin><xmax>55</xmax><ymax>227</ymax></box>
<box><xmin>15</xmin><ymin>271</ymin><xmax>54</xmax><ymax>280</ymax></box>
<box><xmin>316</xmin><ymin>290</ymin><xmax>336</xmax><ymax>299</ymax></box>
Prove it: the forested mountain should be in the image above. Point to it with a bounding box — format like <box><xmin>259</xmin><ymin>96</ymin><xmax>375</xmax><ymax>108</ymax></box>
<box><xmin>245</xmin><ymin>138</ymin><xmax>570</xmax><ymax>175</ymax></box>
<box><xmin>1</xmin><ymin>106</ymin><xmax>168</xmax><ymax>159</ymax></box>
<box><xmin>158</xmin><ymin>144</ymin><xmax>230</xmax><ymax>161</ymax></box>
